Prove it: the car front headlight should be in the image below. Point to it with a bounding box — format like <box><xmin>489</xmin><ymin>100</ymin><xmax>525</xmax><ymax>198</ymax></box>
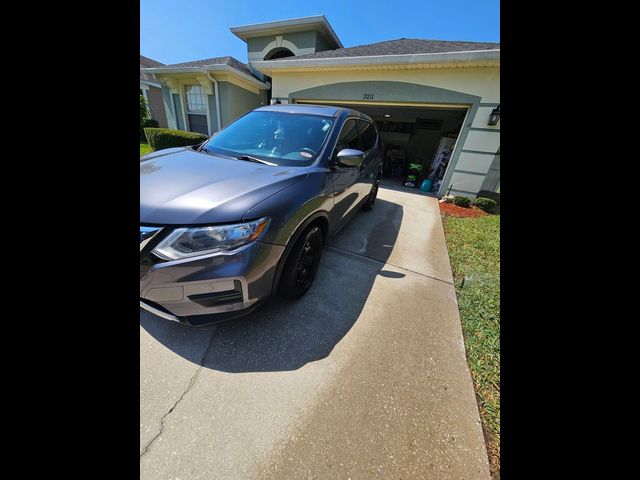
<box><xmin>152</xmin><ymin>217</ymin><xmax>270</xmax><ymax>260</ymax></box>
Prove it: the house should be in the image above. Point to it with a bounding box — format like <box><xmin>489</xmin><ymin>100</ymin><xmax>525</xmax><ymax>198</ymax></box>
<box><xmin>143</xmin><ymin>16</ymin><xmax>499</xmax><ymax>198</ymax></box>
<box><xmin>140</xmin><ymin>55</ymin><xmax>168</xmax><ymax>128</ymax></box>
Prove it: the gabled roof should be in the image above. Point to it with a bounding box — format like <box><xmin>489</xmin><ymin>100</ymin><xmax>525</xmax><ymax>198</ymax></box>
<box><xmin>230</xmin><ymin>15</ymin><xmax>342</xmax><ymax>49</ymax></box>
<box><xmin>140</xmin><ymin>55</ymin><xmax>164</xmax><ymax>68</ymax></box>
<box><xmin>140</xmin><ymin>54</ymin><xmax>164</xmax><ymax>83</ymax></box>
<box><xmin>272</xmin><ymin>38</ymin><xmax>499</xmax><ymax>61</ymax></box>
<box><xmin>142</xmin><ymin>56</ymin><xmax>269</xmax><ymax>90</ymax></box>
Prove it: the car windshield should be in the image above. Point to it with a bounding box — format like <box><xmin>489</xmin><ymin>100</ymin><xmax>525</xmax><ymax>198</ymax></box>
<box><xmin>200</xmin><ymin>110</ymin><xmax>334</xmax><ymax>166</ymax></box>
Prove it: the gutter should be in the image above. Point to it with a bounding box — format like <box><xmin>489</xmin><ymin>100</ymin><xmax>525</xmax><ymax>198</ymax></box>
<box><xmin>252</xmin><ymin>49</ymin><xmax>500</xmax><ymax>72</ymax></box>
<box><xmin>143</xmin><ymin>64</ymin><xmax>270</xmax><ymax>90</ymax></box>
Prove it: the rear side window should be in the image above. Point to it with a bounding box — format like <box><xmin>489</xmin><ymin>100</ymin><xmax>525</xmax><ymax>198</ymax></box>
<box><xmin>335</xmin><ymin>119</ymin><xmax>361</xmax><ymax>152</ymax></box>
<box><xmin>357</xmin><ymin>120</ymin><xmax>377</xmax><ymax>151</ymax></box>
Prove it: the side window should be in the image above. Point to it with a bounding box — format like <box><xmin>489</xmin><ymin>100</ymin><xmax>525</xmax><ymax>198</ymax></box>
<box><xmin>357</xmin><ymin>120</ymin><xmax>377</xmax><ymax>151</ymax></box>
<box><xmin>335</xmin><ymin>119</ymin><xmax>361</xmax><ymax>153</ymax></box>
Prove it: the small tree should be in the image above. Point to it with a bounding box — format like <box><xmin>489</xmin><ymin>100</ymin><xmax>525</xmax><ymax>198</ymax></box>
<box><xmin>140</xmin><ymin>94</ymin><xmax>150</xmax><ymax>124</ymax></box>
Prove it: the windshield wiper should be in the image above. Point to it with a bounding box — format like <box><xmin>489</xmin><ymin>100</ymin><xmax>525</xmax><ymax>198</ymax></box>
<box><xmin>233</xmin><ymin>155</ymin><xmax>278</xmax><ymax>166</ymax></box>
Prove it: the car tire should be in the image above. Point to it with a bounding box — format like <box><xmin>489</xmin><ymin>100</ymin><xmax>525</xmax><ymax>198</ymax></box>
<box><xmin>278</xmin><ymin>224</ymin><xmax>324</xmax><ymax>299</ymax></box>
<box><xmin>362</xmin><ymin>174</ymin><xmax>381</xmax><ymax>211</ymax></box>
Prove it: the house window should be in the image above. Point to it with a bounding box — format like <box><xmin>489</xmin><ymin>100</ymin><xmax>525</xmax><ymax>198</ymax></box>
<box><xmin>184</xmin><ymin>85</ymin><xmax>208</xmax><ymax>135</ymax></box>
<box><xmin>185</xmin><ymin>85</ymin><xmax>206</xmax><ymax>114</ymax></box>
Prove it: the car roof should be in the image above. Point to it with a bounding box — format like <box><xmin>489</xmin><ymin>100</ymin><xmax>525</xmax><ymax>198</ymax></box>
<box><xmin>255</xmin><ymin>103</ymin><xmax>373</xmax><ymax>122</ymax></box>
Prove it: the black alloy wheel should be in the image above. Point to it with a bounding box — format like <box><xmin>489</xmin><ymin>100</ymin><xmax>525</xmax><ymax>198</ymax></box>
<box><xmin>278</xmin><ymin>224</ymin><xmax>324</xmax><ymax>299</ymax></box>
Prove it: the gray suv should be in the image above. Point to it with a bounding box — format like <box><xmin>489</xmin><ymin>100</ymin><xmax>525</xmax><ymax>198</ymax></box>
<box><xmin>140</xmin><ymin>104</ymin><xmax>383</xmax><ymax>326</ymax></box>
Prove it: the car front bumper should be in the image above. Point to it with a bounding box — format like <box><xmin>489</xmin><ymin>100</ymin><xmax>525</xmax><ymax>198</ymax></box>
<box><xmin>140</xmin><ymin>239</ymin><xmax>285</xmax><ymax>326</ymax></box>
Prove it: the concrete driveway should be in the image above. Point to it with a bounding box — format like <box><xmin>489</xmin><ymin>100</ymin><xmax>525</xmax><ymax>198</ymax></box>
<box><xmin>140</xmin><ymin>185</ymin><xmax>490</xmax><ymax>480</ymax></box>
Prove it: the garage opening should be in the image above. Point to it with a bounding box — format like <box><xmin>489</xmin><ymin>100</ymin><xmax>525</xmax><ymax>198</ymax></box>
<box><xmin>295</xmin><ymin>100</ymin><xmax>468</xmax><ymax>195</ymax></box>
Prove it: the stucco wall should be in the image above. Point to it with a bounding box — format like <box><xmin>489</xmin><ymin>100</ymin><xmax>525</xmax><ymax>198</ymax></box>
<box><xmin>271</xmin><ymin>67</ymin><xmax>499</xmax><ymax>103</ymax></box>
<box><xmin>147</xmin><ymin>86</ymin><xmax>168</xmax><ymax>128</ymax></box>
<box><xmin>247</xmin><ymin>31</ymin><xmax>319</xmax><ymax>62</ymax></box>
<box><xmin>270</xmin><ymin>67</ymin><xmax>499</xmax><ymax>197</ymax></box>
<box><xmin>218</xmin><ymin>81</ymin><xmax>264</xmax><ymax>127</ymax></box>
<box><xmin>159</xmin><ymin>75</ymin><xmax>264</xmax><ymax>134</ymax></box>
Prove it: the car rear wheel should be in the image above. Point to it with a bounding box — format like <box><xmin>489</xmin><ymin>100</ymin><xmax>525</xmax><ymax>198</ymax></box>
<box><xmin>363</xmin><ymin>174</ymin><xmax>381</xmax><ymax>211</ymax></box>
<box><xmin>278</xmin><ymin>224</ymin><xmax>324</xmax><ymax>299</ymax></box>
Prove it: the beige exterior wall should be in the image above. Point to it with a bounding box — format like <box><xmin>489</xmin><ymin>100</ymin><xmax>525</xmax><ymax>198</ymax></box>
<box><xmin>268</xmin><ymin>66</ymin><xmax>499</xmax><ymax>197</ymax></box>
<box><xmin>456</xmin><ymin>151</ymin><xmax>496</xmax><ymax>174</ymax></box>
<box><xmin>270</xmin><ymin>67</ymin><xmax>499</xmax><ymax>103</ymax></box>
<box><xmin>146</xmin><ymin>86</ymin><xmax>168</xmax><ymax>128</ymax></box>
<box><xmin>464</xmin><ymin>130</ymin><xmax>501</xmax><ymax>152</ymax></box>
<box><xmin>471</xmin><ymin>106</ymin><xmax>501</xmax><ymax>129</ymax></box>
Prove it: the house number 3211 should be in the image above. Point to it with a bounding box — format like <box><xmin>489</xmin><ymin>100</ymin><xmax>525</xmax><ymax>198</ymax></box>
<box><xmin>363</xmin><ymin>93</ymin><xmax>374</xmax><ymax>100</ymax></box>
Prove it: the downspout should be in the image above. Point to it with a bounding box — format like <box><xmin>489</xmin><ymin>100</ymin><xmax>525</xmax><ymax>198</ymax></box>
<box><xmin>204</xmin><ymin>68</ymin><xmax>222</xmax><ymax>132</ymax></box>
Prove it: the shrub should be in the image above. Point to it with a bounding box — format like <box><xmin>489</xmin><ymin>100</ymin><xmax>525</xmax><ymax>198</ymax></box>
<box><xmin>140</xmin><ymin>119</ymin><xmax>159</xmax><ymax>139</ymax></box>
<box><xmin>453</xmin><ymin>196</ymin><xmax>472</xmax><ymax>207</ymax></box>
<box><xmin>473</xmin><ymin>197</ymin><xmax>498</xmax><ymax>213</ymax></box>
<box><xmin>144</xmin><ymin>128</ymin><xmax>208</xmax><ymax>151</ymax></box>
<box><xmin>477</xmin><ymin>190</ymin><xmax>501</xmax><ymax>205</ymax></box>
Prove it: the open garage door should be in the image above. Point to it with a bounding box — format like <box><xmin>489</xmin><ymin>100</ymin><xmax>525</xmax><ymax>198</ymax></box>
<box><xmin>295</xmin><ymin>100</ymin><xmax>468</xmax><ymax>195</ymax></box>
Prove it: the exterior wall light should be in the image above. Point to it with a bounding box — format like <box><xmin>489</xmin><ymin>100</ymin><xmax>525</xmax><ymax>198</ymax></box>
<box><xmin>384</xmin><ymin>114</ymin><xmax>391</xmax><ymax>118</ymax></box>
<box><xmin>488</xmin><ymin>105</ymin><xmax>500</xmax><ymax>126</ymax></box>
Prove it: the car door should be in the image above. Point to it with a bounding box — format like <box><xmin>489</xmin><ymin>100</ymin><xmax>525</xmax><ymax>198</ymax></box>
<box><xmin>329</xmin><ymin>118</ymin><xmax>364</xmax><ymax>229</ymax></box>
<box><xmin>356</xmin><ymin>119</ymin><xmax>380</xmax><ymax>200</ymax></box>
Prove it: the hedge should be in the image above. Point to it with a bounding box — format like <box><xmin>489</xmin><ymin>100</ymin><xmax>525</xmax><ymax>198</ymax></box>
<box><xmin>477</xmin><ymin>190</ymin><xmax>501</xmax><ymax>205</ymax></box>
<box><xmin>140</xmin><ymin>119</ymin><xmax>159</xmax><ymax>139</ymax></box>
<box><xmin>144</xmin><ymin>128</ymin><xmax>208</xmax><ymax>151</ymax></box>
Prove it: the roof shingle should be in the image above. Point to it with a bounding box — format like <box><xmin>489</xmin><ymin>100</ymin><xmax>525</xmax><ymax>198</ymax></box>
<box><xmin>271</xmin><ymin>38</ymin><xmax>500</xmax><ymax>61</ymax></box>
<box><xmin>140</xmin><ymin>55</ymin><xmax>164</xmax><ymax>82</ymax></box>
<box><xmin>158</xmin><ymin>56</ymin><xmax>254</xmax><ymax>77</ymax></box>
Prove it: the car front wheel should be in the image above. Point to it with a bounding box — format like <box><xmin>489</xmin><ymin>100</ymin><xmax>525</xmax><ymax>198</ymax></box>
<box><xmin>278</xmin><ymin>224</ymin><xmax>324</xmax><ymax>299</ymax></box>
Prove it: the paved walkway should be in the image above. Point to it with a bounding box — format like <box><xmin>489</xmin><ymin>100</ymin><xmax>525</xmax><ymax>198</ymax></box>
<box><xmin>140</xmin><ymin>186</ymin><xmax>490</xmax><ymax>480</ymax></box>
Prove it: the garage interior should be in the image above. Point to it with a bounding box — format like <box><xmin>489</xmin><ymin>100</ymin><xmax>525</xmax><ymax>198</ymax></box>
<box><xmin>297</xmin><ymin>102</ymin><xmax>468</xmax><ymax>195</ymax></box>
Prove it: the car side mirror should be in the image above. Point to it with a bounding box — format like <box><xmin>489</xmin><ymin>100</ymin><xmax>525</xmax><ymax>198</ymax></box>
<box><xmin>335</xmin><ymin>148</ymin><xmax>364</xmax><ymax>168</ymax></box>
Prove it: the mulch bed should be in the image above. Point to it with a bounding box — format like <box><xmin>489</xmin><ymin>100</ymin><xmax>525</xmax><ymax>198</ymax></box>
<box><xmin>439</xmin><ymin>202</ymin><xmax>488</xmax><ymax>218</ymax></box>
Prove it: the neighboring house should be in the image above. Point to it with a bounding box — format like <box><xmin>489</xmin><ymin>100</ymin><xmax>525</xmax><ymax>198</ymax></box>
<box><xmin>140</xmin><ymin>55</ymin><xmax>168</xmax><ymax>128</ymax></box>
<box><xmin>143</xmin><ymin>16</ymin><xmax>500</xmax><ymax>198</ymax></box>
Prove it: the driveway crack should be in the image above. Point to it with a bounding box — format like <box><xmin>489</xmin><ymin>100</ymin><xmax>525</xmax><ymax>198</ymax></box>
<box><xmin>140</xmin><ymin>328</ymin><xmax>218</xmax><ymax>459</ymax></box>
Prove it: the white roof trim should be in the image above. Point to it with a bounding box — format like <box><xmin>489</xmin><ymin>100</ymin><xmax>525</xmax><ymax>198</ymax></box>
<box><xmin>142</xmin><ymin>64</ymin><xmax>270</xmax><ymax>89</ymax></box>
<box><xmin>253</xmin><ymin>49</ymin><xmax>500</xmax><ymax>71</ymax></box>
<box><xmin>230</xmin><ymin>15</ymin><xmax>343</xmax><ymax>49</ymax></box>
<box><xmin>140</xmin><ymin>79</ymin><xmax>161</xmax><ymax>88</ymax></box>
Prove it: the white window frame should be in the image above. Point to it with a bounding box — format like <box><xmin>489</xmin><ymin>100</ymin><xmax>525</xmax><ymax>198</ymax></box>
<box><xmin>181</xmin><ymin>84</ymin><xmax>210</xmax><ymax>134</ymax></box>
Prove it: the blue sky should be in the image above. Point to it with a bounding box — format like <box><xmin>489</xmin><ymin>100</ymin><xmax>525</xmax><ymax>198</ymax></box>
<box><xmin>141</xmin><ymin>0</ymin><xmax>500</xmax><ymax>64</ymax></box>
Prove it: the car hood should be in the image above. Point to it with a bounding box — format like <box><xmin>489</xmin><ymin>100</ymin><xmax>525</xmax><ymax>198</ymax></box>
<box><xmin>140</xmin><ymin>147</ymin><xmax>308</xmax><ymax>225</ymax></box>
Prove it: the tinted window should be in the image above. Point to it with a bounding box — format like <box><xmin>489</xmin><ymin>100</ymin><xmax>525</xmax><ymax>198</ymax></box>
<box><xmin>335</xmin><ymin>119</ymin><xmax>361</xmax><ymax>153</ymax></box>
<box><xmin>200</xmin><ymin>111</ymin><xmax>333</xmax><ymax>166</ymax></box>
<box><xmin>357</xmin><ymin>120</ymin><xmax>377</xmax><ymax>151</ymax></box>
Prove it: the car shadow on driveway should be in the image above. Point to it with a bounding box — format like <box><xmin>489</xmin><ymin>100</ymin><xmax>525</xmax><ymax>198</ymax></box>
<box><xmin>140</xmin><ymin>198</ymin><xmax>403</xmax><ymax>372</ymax></box>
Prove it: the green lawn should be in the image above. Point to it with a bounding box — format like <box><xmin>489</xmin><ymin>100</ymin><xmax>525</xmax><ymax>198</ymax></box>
<box><xmin>140</xmin><ymin>142</ymin><xmax>153</xmax><ymax>157</ymax></box>
<box><xmin>443</xmin><ymin>214</ymin><xmax>500</xmax><ymax>478</ymax></box>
